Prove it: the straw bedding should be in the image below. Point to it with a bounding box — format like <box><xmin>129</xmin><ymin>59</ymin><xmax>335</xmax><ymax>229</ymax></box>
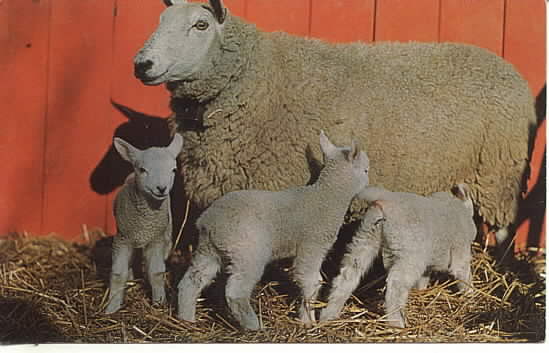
<box><xmin>0</xmin><ymin>232</ymin><xmax>545</xmax><ymax>344</ymax></box>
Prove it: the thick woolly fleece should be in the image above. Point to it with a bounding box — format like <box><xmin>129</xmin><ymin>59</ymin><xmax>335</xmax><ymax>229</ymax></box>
<box><xmin>320</xmin><ymin>185</ymin><xmax>477</xmax><ymax>328</ymax></box>
<box><xmin>162</xmin><ymin>7</ymin><xmax>536</xmax><ymax>230</ymax></box>
<box><xmin>177</xmin><ymin>135</ymin><xmax>369</xmax><ymax>330</ymax></box>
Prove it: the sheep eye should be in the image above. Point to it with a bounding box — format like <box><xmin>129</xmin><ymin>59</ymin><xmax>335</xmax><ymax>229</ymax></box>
<box><xmin>172</xmin><ymin>168</ymin><xmax>177</xmax><ymax>174</ymax></box>
<box><xmin>194</xmin><ymin>20</ymin><xmax>209</xmax><ymax>31</ymax></box>
<box><xmin>138</xmin><ymin>167</ymin><xmax>147</xmax><ymax>174</ymax></box>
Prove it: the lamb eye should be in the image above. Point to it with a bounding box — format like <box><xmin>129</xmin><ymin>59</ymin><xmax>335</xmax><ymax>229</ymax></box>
<box><xmin>138</xmin><ymin>167</ymin><xmax>147</xmax><ymax>174</ymax></box>
<box><xmin>195</xmin><ymin>20</ymin><xmax>209</xmax><ymax>30</ymax></box>
<box><xmin>172</xmin><ymin>168</ymin><xmax>177</xmax><ymax>174</ymax></box>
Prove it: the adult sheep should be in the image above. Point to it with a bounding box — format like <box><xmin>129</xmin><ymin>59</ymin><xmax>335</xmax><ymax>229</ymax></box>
<box><xmin>134</xmin><ymin>0</ymin><xmax>536</xmax><ymax>235</ymax></box>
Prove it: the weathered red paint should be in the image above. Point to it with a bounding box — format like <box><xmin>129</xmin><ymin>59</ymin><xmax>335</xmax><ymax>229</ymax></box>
<box><xmin>439</xmin><ymin>0</ymin><xmax>505</xmax><ymax>56</ymax></box>
<box><xmin>246</xmin><ymin>0</ymin><xmax>310</xmax><ymax>36</ymax></box>
<box><xmin>310</xmin><ymin>0</ymin><xmax>375</xmax><ymax>43</ymax></box>
<box><xmin>375</xmin><ymin>0</ymin><xmax>440</xmax><ymax>42</ymax></box>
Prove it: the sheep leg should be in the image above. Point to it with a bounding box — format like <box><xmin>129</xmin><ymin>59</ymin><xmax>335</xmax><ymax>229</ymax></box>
<box><xmin>293</xmin><ymin>246</ymin><xmax>330</xmax><ymax>327</ymax></box>
<box><xmin>225</xmin><ymin>262</ymin><xmax>266</xmax><ymax>331</ymax></box>
<box><xmin>144</xmin><ymin>240</ymin><xmax>167</xmax><ymax>305</ymax></box>
<box><xmin>105</xmin><ymin>239</ymin><xmax>134</xmax><ymax>314</ymax></box>
<box><xmin>384</xmin><ymin>261</ymin><xmax>425</xmax><ymax>328</ymax></box>
<box><xmin>320</xmin><ymin>213</ymin><xmax>383</xmax><ymax>321</ymax></box>
<box><xmin>294</xmin><ymin>269</ymin><xmax>323</xmax><ymax>327</ymax></box>
<box><xmin>177</xmin><ymin>252</ymin><xmax>220</xmax><ymax>322</ymax></box>
<box><xmin>450</xmin><ymin>251</ymin><xmax>473</xmax><ymax>294</ymax></box>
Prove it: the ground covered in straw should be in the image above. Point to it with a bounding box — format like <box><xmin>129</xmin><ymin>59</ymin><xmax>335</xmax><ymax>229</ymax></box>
<box><xmin>0</xmin><ymin>233</ymin><xmax>545</xmax><ymax>344</ymax></box>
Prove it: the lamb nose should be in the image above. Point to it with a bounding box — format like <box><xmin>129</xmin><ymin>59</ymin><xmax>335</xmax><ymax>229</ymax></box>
<box><xmin>134</xmin><ymin>60</ymin><xmax>154</xmax><ymax>79</ymax></box>
<box><xmin>157</xmin><ymin>186</ymin><xmax>167</xmax><ymax>194</ymax></box>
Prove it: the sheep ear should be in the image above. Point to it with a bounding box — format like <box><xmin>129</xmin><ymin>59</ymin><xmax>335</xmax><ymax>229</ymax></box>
<box><xmin>167</xmin><ymin>133</ymin><xmax>184</xmax><ymax>158</ymax></box>
<box><xmin>348</xmin><ymin>140</ymin><xmax>360</xmax><ymax>162</ymax></box>
<box><xmin>163</xmin><ymin>0</ymin><xmax>187</xmax><ymax>7</ymax></box>
<box><xmin>209</xmin><ymin>0</ymin><xmax>227</xmax><ymax>23</ymax></box>
<box><xmin>452</xmin><ymin>183</ymin><xmax>470</xmax><ymax>201</ymax></box>
<box><xmin>114</xmin><ymin>137</ymin><xmax>140</xmax><ymax>163</ymax></box>
<box><xmin>319</xmin><ymin>130</ymin><xmax>337</xmax><ymax>157</ymax></box>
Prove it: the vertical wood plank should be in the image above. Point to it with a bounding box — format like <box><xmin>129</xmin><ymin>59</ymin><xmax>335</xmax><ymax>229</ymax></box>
<box><xmin>0</xmin><ymin>0</ymin><xmax>7</xmax><ymax>42</ymax></box>
<box><xmin>42</xmin><ymin>0</ymin><xmax>116</xmax><ymax>239</ymax></box>
<box><xmin>504</xmin><ymin>0</ymin><xmax>546</xmax><ymax>96</ymax></box>
<box><xmin>0</xmin><ymin>0</ymin><xmax>10</xmax><ymax>235</ymax></box>
<box><xmin>439</xmin><ymin>0</ymin><xmax>504</xmax><ymax>56</ymax></box>
<box><xmin>0</xmin><ymin>0</ymin><xmax>50</xmax><ymax>235</ymax></box>
<box><xmin>246</xmin><ymin>0</ymin><xmax>310</xmax><ymax>36</ymax></box>
<box><xmin>375</xmin><ymin>0</ymin><xmax>440</xmax><ymax>42</ymax></box>
<box><xmin>310</xmin><ymin>0</ymin><xmax>375</xmax><ymax>43</ymax></box>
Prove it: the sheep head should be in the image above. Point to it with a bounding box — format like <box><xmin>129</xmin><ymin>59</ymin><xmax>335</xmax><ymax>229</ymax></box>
<box><xmin>134</xmin><ymin>0</ymin><xmax>227</xmax><ymax>85</ymax></box>
<box><xmin>114</xmin><ymin>134</ymin><xmax>183</xmax><ymax>202</ymax></box>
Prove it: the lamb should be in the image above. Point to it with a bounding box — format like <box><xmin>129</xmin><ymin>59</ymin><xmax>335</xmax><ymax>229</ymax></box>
<box><xmin>177</xmin><ymin>131</ymin><xmax>370</xmax><ymax>330</ymax></box>
<box><xmin>319</xmin><ymin>184</ymin><xmax>477</xmax><ymax>328</ymax></box>
<box><xmin>134</xmin><ymin>0</ymin><xmax>536</xmax><ymax>238</ymax></box>
<box><xmin>104</xmin><ymin>133</ymin><xmax>183</xmax><ymax>314</ymax></box>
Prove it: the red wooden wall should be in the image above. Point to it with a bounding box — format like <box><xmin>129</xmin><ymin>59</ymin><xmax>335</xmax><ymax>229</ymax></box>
<box><xmin>0</xmin><ymin>0</ymin><xmax>546</xmax><ymax>248</ymax></box>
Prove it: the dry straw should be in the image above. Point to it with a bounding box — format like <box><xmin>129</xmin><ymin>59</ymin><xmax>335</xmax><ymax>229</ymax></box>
<box><xmin>0</xmin><ymin>233</ymin><xmax>545</xmax><ymax>343</ymax></box>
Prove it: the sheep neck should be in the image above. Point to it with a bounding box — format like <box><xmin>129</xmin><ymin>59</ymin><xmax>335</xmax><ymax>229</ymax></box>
<box><xmin>304</xmin><ymin>160</ymin><xmax>358</xmax><ymax>208</ymax></box>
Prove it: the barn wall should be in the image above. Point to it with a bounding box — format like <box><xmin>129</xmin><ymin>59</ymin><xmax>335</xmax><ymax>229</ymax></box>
<box><xmin>0</xmin><ymin>0</ymin><xmax>545</xmax><ymax>248</ymax></box>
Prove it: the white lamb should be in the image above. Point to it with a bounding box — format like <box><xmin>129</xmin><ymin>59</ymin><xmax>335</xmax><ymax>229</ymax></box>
<box><xmin>105</xmin><ymin>134</ymin><xmax>183</xmax><ymax>314</ymax></box>
<box><xmin>177</xmin><ymin>131</ymin><xmax>370</xmax><ymax>330</ymax></box>
<box><xmin>320</xmin><ymin>184</ymin><xmax>477</xmax><ymax>328</ymax></box>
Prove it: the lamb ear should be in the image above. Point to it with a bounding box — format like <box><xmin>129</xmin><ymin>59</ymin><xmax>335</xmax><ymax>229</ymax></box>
<box><xmin>348</xmin><ymin>140</ymin><xmax>360</xmax><ymax>162</ymax></box>
<box><xmin>319</xmin><ymin>130</ymin><xmax>337</xmax><ymax>158</ymax></box>
<box><xmin>209</xmin><ymin>0</ymin><xmax>227</xmax><ymax>23</ymax></box>
<box><xmin>114</xmin><ymin>137</ymin><xmax>140</xmax><ymax>164</ymax></box>
<box><xmin>452</xmin><ymin>183</ymin><xmax>470</xmax><ymax>201</ymax></box>
<box><xmin>167</xmin><ymin>133</ymin><xmax>184</xmax><ymax>158</ymax></box>
<box><xmin>163</xmin><ymin>0</ymin><xmax>187</xmax><ymax>7</ymax></box>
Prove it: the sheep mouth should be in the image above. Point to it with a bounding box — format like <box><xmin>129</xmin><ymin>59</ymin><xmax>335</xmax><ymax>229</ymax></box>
<box><xmin>149</xmin><ymin>192</ymin><xmax>169</xmax><ymax>201</ymax></box>
<box><xmin>140</xmin><ymin>70</ymin><xmax>169</xmax><ymax>85</ymax></box>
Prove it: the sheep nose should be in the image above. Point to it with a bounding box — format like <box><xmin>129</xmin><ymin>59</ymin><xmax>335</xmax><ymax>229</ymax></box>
<box><xmin>134</xmin><ymin>60</ymin><xmax>154</xmax><ymax>79</ymax></box>
<box><xmin>156</xmin><ymin>186</ymin><xmax>167</xmax><ymax>195</ymax></box>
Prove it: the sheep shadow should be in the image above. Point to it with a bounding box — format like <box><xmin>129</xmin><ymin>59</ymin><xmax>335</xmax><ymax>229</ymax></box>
<box><xmin>517</xmin><ymin>84</ymin><xmax>546</xmax><ymax>250</ymax></box>
<box><xmin>0</xmin><ymin>297</ymin><xmax>66</xmax><ymax>344</ymax></box>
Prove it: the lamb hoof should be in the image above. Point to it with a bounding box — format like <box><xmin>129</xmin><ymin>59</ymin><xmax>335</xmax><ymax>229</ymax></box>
<box><xmin>386</xmin><ymin>312</ymin><xmax>406</xmax><ymax>328</ymax></box>
<box><xmin>177</xmin><ymin>312</ymin><xmax>197</xmax><ymax>323</ymax></box>
<box><xmin>240</xmin><ymin>316</ymin><xmax>260</xmax><ymax>331</ymax></box>
<box><xmin>319</xmin><ymin>307</ymin><xmax>338</xmax><ymax>322</ymax></box>
<box><xmin>105</xmin><ymin>301</ymin><xmax>122</xmax><ymax>314</ymax></box>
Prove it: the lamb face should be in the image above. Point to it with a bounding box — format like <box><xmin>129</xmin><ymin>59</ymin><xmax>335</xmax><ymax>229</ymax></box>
<box><xmin>134</xmin><ymin>0</ymin><xmax>226</xmax><ymax>85</ymax></box>
<box><xmin>113</xmin><ymin>134</ymin><xmax>183</xmax><ymax>201</ymax></box>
